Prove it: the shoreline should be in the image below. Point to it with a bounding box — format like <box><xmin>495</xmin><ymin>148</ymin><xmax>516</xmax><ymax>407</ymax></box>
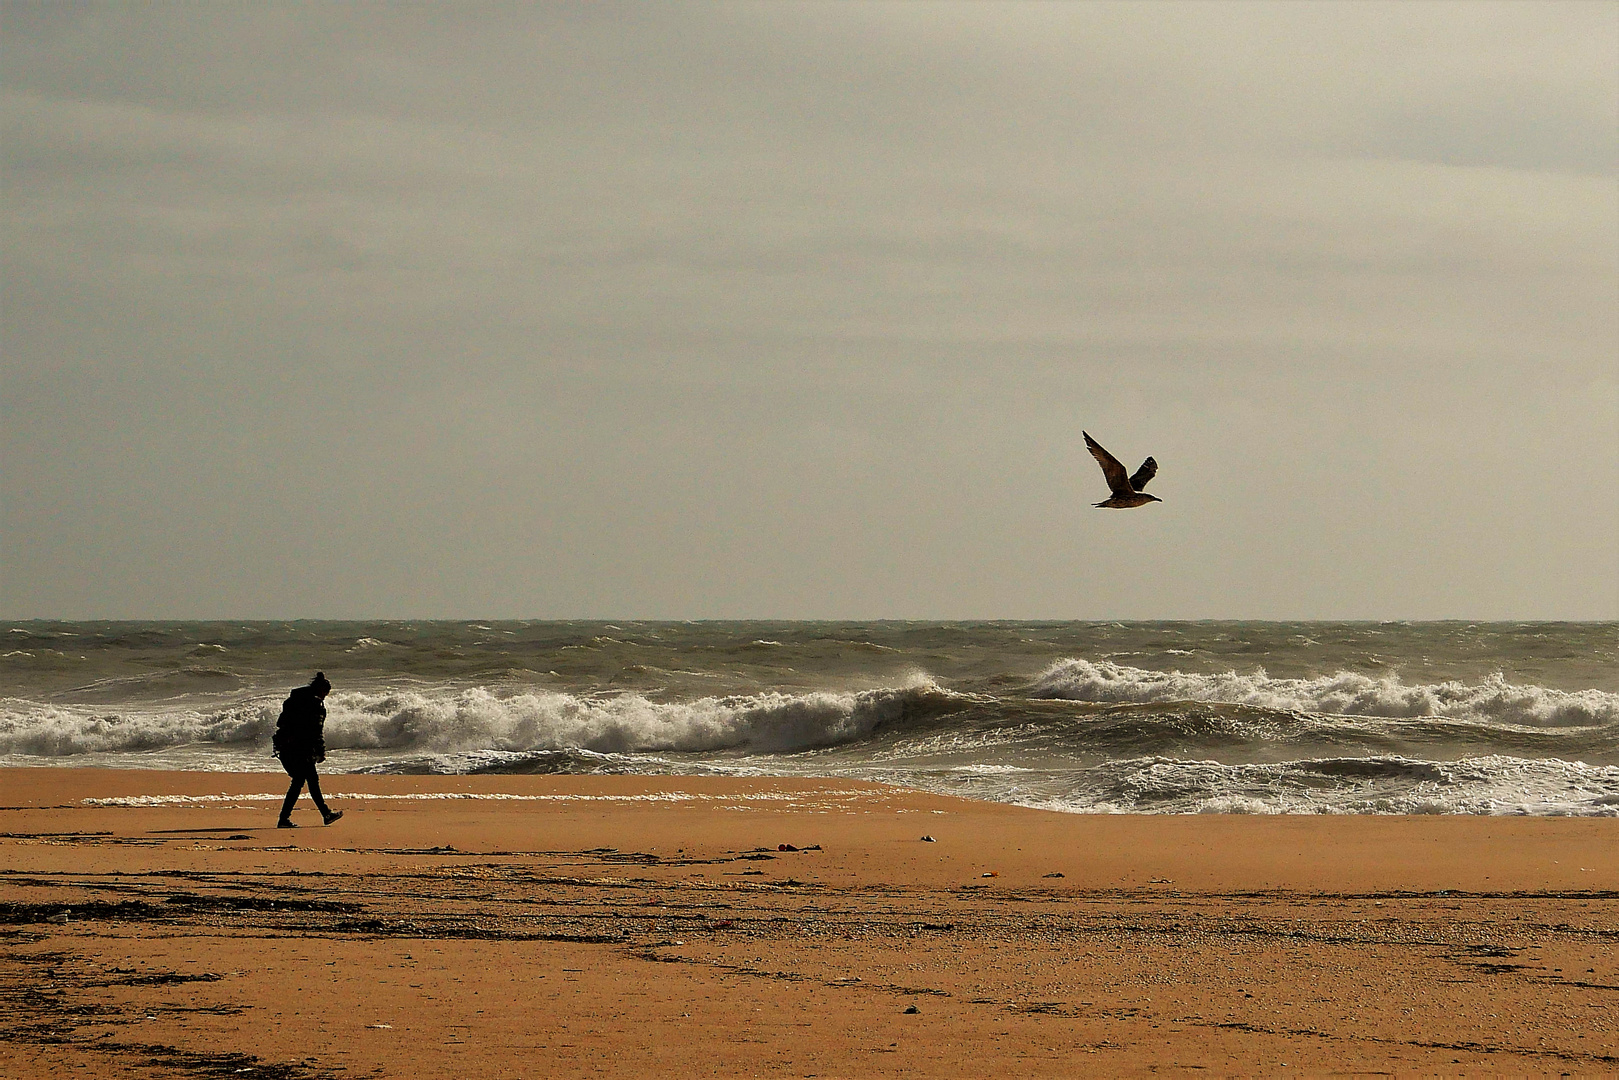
<box><xmin>7</xmin><ymin>750</ymin><xmax>1617</xmax><ymax>820</ymax></box>
<box><xmin>3</xmin><ymin>768</ymin><xmax>1616</xmax><ymax>1076</ymax></box>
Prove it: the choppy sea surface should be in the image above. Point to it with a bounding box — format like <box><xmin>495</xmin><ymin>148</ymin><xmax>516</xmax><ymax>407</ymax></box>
<box><xmin>3</xmin><ymin>621</ymin><xmax>1615</xmax><ymax>816</ymax></box>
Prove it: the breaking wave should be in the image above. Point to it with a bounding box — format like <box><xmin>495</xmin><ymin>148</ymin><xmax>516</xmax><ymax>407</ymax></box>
<box><xmin>1030</xmin><ymin>659</ymin><xmax>1619</xmax><ymax>729</ymax></box>
<box><xmin>0</xmin><ymin>700</ymin><xmax>271</xmax><ymax>756</ymax></box>
<box><xmin>321</xmin><ymin>682</ymin><xmax>966</xmax><ymax>755</ymax></box>
<box><xmin>5</xmin><ymin>655</ymin><xmax>1615</xmax><ymax>816</ymax></box>
<box><xmin>0</xmin><ymin>681</ymin><xmax>969</xmax><ymax>759</ymax></box>
<box><xmin>1016</xmin><ymin>755</ymin><xmax>1619</xmax><ymax>816</ymax></box>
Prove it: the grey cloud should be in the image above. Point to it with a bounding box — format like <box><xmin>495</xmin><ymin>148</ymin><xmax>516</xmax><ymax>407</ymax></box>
<box><xmin>3</xmin><ymin>1</ymin><xmax>1615</xmax><ymax>618</ymax></box>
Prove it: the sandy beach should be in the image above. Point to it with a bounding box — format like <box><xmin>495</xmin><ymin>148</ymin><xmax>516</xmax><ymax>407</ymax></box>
<box><xmin>2</xmin><ymin>768</ymin><xmax>1615</xmax><ymax>1077</ymax></box>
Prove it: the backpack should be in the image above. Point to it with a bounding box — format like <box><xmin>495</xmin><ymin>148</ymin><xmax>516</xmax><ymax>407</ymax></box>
<box><xmin>272</xmin><ymin>687</ymin><xmax>324</xmax><ymax>760</ymax></box>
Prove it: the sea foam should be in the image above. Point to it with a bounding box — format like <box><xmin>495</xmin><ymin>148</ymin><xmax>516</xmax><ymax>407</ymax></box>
<box><xmin>323</xmin><ymin>682</ymin><xmax>958</xmax><ymax>755</ymax></box>
<box><xmin>0</xmin><ymin>681</ymin><xmax>963</xmax><ymax>758</ymax></box>
<box><xmin>0</xmin><ymin>699</ymin><xmax>269</xmax><ymax>756</ymax></box>
<box><xmin>1028</xmin><ymin>754</ymin><xmax>1619</xmax><ymax>816</ymax></box>
<box><xmin>1030</xmin><ymin>659</ymin><xmax>1618</xmax><ymax>729</ymax></box>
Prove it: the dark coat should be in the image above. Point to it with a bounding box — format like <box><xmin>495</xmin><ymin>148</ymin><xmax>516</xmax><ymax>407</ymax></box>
<box><xmin>273</xmin><ymin>685</ymin><xmax>327</xmax><ymax>763</ymax></box>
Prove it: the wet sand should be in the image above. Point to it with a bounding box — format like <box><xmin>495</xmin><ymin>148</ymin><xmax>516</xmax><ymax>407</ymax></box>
<box><xmin>2</xmin><ymin>768</ymin><xmax>1616</xmax><ymax>1077</ymax></box>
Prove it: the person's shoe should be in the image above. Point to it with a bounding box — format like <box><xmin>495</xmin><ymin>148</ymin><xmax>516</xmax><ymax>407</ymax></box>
<box><xmin>323</xmin><ymin>810</ymin><xmax>343</xmax><ymax>825</ymax></box>
<box><xmin>276</xmin><ymin>819</ymin><xmax>297</xmax><ymax>828</ymax></box>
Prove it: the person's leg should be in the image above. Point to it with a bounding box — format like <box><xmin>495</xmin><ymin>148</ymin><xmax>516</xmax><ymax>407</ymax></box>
<box><xmin>306</xmin><ymin>767</ymin><xmax>333</xmax><ymax>818</ymax></box>
<box><xmin>278</xmin><ymin>772</ymin><xmax>305</xmax><ymax>825</ymax></box>
<box><xmin>306</xmin><ymin>766</ymin><xmax>341</xmax><ymax>824</ymax></box>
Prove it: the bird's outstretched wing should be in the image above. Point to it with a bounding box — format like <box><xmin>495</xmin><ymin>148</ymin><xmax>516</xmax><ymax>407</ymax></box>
<box><xmin>1129</xmin><ymin>457</ymin><xmax>1157</xmax><ymax>492</ymax></box>
<box><xmin>1083</xmin><ymin>431</ymin><xmax>1133</xmax><ymax>498</ymax></box>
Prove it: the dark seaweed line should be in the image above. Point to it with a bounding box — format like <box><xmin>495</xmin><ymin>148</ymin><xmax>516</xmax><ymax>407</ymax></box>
<box><xmin>6</xmin><ymin>866</ymin><xmax>1614</xmax><ymax>1070</ymax></box>
<box><xmin>1198</xmin><ymin>1018</ymin><xmax>1619</xmax><ymax>1066</ymax></box>
<box><xmin>0</xmin><ymin>949</ymin><xmax>355</xmax><ymax>1080</ymax></box>
<box><xmin>6</xmin><ymin>878</ymin><xmax>1610</xmax><ymax>958</ymax></box>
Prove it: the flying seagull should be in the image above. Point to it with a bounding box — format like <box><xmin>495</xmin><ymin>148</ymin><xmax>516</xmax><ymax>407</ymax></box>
<box><xmin>1083</xmin><ymin>431</ymin><xmax>1160</xmax><ymax>509</ymax></box>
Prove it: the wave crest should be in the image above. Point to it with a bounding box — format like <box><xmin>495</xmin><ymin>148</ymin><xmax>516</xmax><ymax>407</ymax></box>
<box><xmin>0</xmin><ymin>700</ymin><xmax>272</xmax><ymax>756</ymax></box>
<box><xmin>325</xmin><ymin>682</ymin><xmax>961</xmax><ymax>754</ymax></box>
<box><xmin>1046</xmin><ymin>754</ymin><xmax>1619</xmax><ymax>816</ymax></box>
<box><xmin>1030</xmin><ymin>660</ymin><xmax>1618</xmax><ymax>728</ymax></box>
<box><xmin>0</xmin><ymin>682</ymin><xmax>967</xmax><ymax>758</ymax></box>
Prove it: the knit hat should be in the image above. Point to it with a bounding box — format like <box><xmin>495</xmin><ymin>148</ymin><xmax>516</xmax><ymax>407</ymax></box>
<box><xmin>310</xmin><ymin>671</ymin><xmax>332</xmax><ymax>695</ymax></box>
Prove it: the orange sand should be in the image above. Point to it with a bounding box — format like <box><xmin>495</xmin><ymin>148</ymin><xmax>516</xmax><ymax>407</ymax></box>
<box><xmin>2</xmin><ymin>768</ymin><xmax>1615</xmax><ymax>1077</ymax></box>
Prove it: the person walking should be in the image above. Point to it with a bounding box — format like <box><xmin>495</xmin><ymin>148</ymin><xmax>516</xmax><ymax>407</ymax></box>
<box><xmin>273</xmin><ymin>671</ymin><xmax>342</xmax><ymax>828</ymax></box>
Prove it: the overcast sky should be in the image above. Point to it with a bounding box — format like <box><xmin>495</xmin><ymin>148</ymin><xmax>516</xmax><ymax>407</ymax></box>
<box><xmin>3</xmin><ymin>1</ymin><xmax>1615</xmax><ymax>620</ymax></box>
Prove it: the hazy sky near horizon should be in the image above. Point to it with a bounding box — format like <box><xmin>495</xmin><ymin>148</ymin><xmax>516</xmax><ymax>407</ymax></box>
<box><xmin>3</xmin><ymin>1</ymin><xmax>1616</xmax><ymax>620</ymax></box>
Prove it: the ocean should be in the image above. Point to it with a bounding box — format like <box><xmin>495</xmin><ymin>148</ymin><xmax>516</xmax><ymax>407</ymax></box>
<box><xmin>3</xmin><ymin>621</ymin><xmax>1615</xmax><ymax>816</ymax></box>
